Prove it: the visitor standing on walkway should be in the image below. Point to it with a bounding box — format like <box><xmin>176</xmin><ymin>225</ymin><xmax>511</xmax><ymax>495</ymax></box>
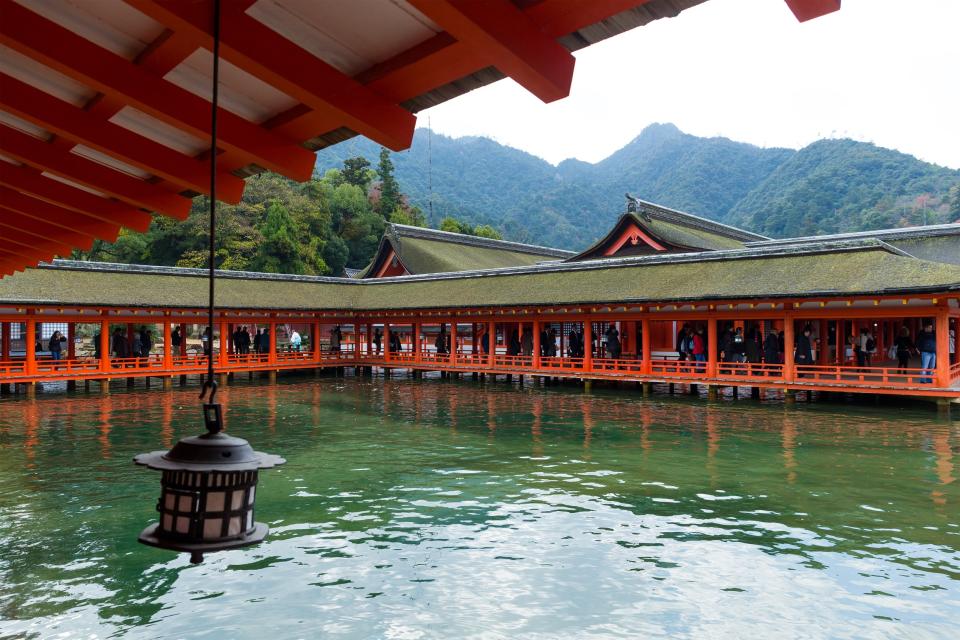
<box><xmin>894</xmin><ymin>327</ymin><xmax>915</xmax><ymax>375</ymax></box>
<box><xmin>171</xmin><ymin>326</ymin><xmax>181</xmax><ymax>356</ymax></box>
<box><xmin>330</xmin><ymin>326</ymin><xmax>342</xmax><ymax>353</ymax></box>
<box><xmin>290</xmin><ymin>329</ymin><xmax>302</xmax><ymax>352</ymax></box>
<box><xmin>691</xmin><ymin>328</ymin><xmax>706</xmax><ymax>371</ymax></box>
<box><xmin>917</xmin><ymin>322</ymin><xmax>937</xmax><ymax>384</ymax></box>
<box><xmin>48</xmin><ymin>331</ymin><xmax>65</xmax><ymax>361</ymax></box>
<box><xmin>794</xmin><ymin>327</ymin><xmax>813</xmax><ymax>375</ymax></box>
<box><xmin>140</xmin><ymin>328</ymin><xmax>152</xmax><ymax>359</ymax></box>
<box><xmin>764</xmin><ymin>328</ymin><xmax>780</xmax><ymax>372</ymax></box>
<box><xmin>745</xmin><ymin>325</ymin><xmax>761</xmax><ymax>365</ymax></box>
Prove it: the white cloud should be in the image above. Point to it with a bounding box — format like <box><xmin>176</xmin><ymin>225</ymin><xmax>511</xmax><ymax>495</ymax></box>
<box><xmin>421</xmin><ymin>0</ymin><xmax>960</xmax><ymax>169</ymax></box>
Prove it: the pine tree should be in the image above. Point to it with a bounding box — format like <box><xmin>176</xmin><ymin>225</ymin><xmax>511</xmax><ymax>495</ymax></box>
<box><xmin>376</xmin><ymin>147</ymin><xmax>401</xmax><ymax>219</ymax></box>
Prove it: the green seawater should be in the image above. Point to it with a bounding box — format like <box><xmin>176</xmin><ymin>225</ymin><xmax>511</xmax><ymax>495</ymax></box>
<box><xmin>0</xmin><ymin>377</ymin><xmax>957</xmax><ymax>639</ymax></box>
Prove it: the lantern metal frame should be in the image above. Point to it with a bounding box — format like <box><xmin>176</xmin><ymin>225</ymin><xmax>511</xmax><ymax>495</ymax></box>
<box><xmin>135</xmin><ymin>428</ymin><xmax>285</xmax><ymax>563</ymax></box>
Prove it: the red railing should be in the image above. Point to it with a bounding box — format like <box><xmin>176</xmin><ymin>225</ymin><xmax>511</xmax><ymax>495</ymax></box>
<box><xmin>794</xmin><ymin>363</ymin><xmax>929</xmax><ymax>386</ymax></box>
<box><xmin>714</xmin><ymin>361</ymin><xmax>784</xmax><ymax>379</ymax></box>
<box><xmin>540</xmin><ymin>356</ymin><xmax>584</xmax><ymax>371</ymax></box>
<box><xmin>950</xmin><ymin>360</ymin><xmax>960</xmax><ymax>382</ymax></box>
<box><xmin>0</xmin><ymin>359</ymin><xmax>28</xmax><ymax>376</ymax></box>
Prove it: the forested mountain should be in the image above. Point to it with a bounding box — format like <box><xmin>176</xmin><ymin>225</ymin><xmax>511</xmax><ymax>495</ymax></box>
<box><xmin>315</xmin><ymin>123</ymin><xmax>960</xmax><ymax>248</ymax></box>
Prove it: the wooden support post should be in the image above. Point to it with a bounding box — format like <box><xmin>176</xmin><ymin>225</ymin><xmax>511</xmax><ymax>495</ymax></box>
<box><xmin>532</xmin><ymin>319</ymin><xmax>541</xmax><ymax>368</ymax></box>
<box><xmin>162</xmin><ymin>315</ymin><xmax>173</xmax><ymax>370</ymax></box>
<box><xmin>707</xmin><ymin>317</ymin><xmax>717</xmax><ymax>378</ymax></box>
<box><xmin>488</xmin><ymin>321</ymin><xmax>496</xmax><ymax>368</ymax></box>
<box><xmin>268</xmin><ymin>370</ymin><xmax>277</xmax><ymax>384</ymax></box>
<box><xmin>1</xmin><ymin>321</ymin><xmax>9</xmax><ymax>363</ymax></box>
<box><xmin>25</xmin><ymin>310</ymin><xmax>36</xmax><ymax>375</ymax></box>
<box><xmin>642</xmin><ymin>381</ymin><xmax>652</xmax><ymax>397</ymax></box>
<box><xmin>818</xmin><ymin>319</ymin><xmax>829</xmax><ymax>364</ymax></box>
<box><xmin>708</xmin><ymin>385</ymin><xmax>719</xmax><ymax>400</ymax></box>
<box><xmin>936</xmin><ymin>308</ymin><xmax>950</xmax><ymax>387</ymax></box>
<box><xmin>313</xmin><ymin>319</ymin><xmax>322</xmax><ymax>362</ymax></box>
<box><xmin>67</xmin><ymin>322</ymin><xmax>76</xmax><ymax>360</ymax></box>
<box><xmin>385</xmin><ymin>322</ymin><xmax>392</xmax><ymax>362</ymax></box>
<box><xmin>268</xmin><ymin>319</ymin><xmax>277</xmax><ymax>365</ymax></box>
<box><xmin>100</xmin><ymin>318</ymin><xmax>111</xmax><ymax>371</ymax></box>
<box><xmin>163</xmin><ymin>376</ymin><xmax>172</xmax><ymax>390</ymax></box>
<box><xmin>450</xmin><ymin>319</ymin><xmax>457</xmax><ymax>366</ymax></box>
<box><xmin>219</xmin><ymin>321</ymin><xmax>229</xmax><ymax>368</ymax></box>
<box><xmin>783</xmin><ymin>317</ymin><xmax>795</xmax><ymax>382</ymax></box>
<box><xmin>583</xmin><ymin>320</ymin><xmax>592</xmax><ymax>371</ymax></box>
<box><xmin>785</xmin><ymin>389</ymin><xmax>797</xmax><ymax>405</ymax></box>
<box><xmin>641</xmin><ymin>318</ymin><xmax>651</xmax><ymax>375</ymax></box>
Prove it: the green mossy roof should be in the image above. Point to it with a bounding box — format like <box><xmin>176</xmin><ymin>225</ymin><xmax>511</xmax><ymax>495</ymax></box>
<box><xmin>887</xmin><ymin>236</ymin><xmax>960</xmax><ymax>266</ymax></box>
<box><xmin>645</xmin><ymin>218</ymin><xmax>746</xmax><ymax>250</ymax></box>
<box><xmin>2</xmin><ymin>247</ymin><xmax>958</xmax><ymax>312</ymax></box>
<box><xmin>357</xmin><ymin>224</ymin><xmax>572</xmax><ymax>277</ymax></box>
<box><xmin>396</xmin><ymin>236</ymin><xmax>561</xmax><ymax>273</ymax></box>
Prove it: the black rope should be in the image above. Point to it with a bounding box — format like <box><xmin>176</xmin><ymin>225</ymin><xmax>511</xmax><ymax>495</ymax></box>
<box><xmin>200</xmin><ymin>0</ymin><xmax>221</xmax><ymax>406</ymax></box>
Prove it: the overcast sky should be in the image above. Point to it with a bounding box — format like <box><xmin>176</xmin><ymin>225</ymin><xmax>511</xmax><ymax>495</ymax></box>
<box><xmin>420</xmin><ymin>0</ymin><xmax>960</xmax><ymax>169</ymax></box>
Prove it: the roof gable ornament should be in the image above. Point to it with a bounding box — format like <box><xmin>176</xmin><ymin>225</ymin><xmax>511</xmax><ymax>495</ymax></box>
<box><xmin>624</xmin><ymin>193</ymin><xmax>651</xmax><ymax>222</ymax></box>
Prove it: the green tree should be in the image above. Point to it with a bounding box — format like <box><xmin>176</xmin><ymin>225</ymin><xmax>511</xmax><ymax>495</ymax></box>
<box><xmin>251</xmin><ymin>200</ymin><xmax>303</xmax><ymax>273</ymax></box>
<box><xmin>341</xmin><ymin>156</ymin><xmax>373</xmax><ymax>189</ymax></box>
<box><xmin>473</xmin><ymin>224</ymin><xmax>502</xmax><ymax>240</ymax></box>
<box><xmin>376</xmin><ymin>147</ymin><xmax>401</xmax><ymax>218</ymax></box>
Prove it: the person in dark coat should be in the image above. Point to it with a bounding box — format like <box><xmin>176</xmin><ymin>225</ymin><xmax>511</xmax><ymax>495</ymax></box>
<box><xmin>917</xmin><ymin>322</ymin><xmax>937</xmax><ymax>383</ymax></box>
<box><xmin>676</xmin><ymin>323</ymin><xmax>690</xmax><ymax>364</ymax></box>
<box><xmin>93</xmin><ymin>332</ymin><xmax>101</xmax><ymax>359</ymax></box>
<box><xmin>794</xmin><ymin>327</ymin><xmax>813</xmax><ymax>376</ymax></box>
<box><xmin>48</xmin><ymin>331</ymin><xmax>65</xmax><ymax>361</ymax></box>
<box><xmin>140</xmin><ymin>328</ymin><xmax>153</xmax><ymax>358</ymax></box>
<box><xmin>506</xmin><ymin>329</ymin><xmax>520</xmax><ymax>356</ymax></box>
<box><xmin>568</xmin><ymin>328</ymin><xmax>582</xmax><ymax>358</ymax></box>
<box><xmin>171</xmin><ymin>326</ymin><xmax>182</xmax><ymax>355</ymax></box>
<box><xmin>894</xmin><ymin>326</ymin><xmax>915</xmax><ymax>375</ymax></box>
<box><xmin>745</xmin><ymin>325</ymin><xmax>761</xmax><ymax>364</ymax></box>
<box><xmin>764</xmin><ymin>329</ymin><xmax>780</xmax><ymax>373</ymax></box>
<box><xmin>373</xmin><ymin>328</ymin><xmax>382</xmax><ymax>355</ymax></box>
<box><xmin>520</xmin><ymin>329</ymin><xmax>532</xmax><ymax>356</ymax></box>
<box><xmin>112</xmin><ymin>328</ymin><xmax>128</xmax><ymax>359</ymax></box>
<box><xmin>480</xmin><ymin>330</ymin><xmax>490</xmax><ymax>355</ymax></box>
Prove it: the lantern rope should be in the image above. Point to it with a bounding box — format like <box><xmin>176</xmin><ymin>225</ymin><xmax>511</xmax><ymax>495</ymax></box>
<box><xmin>200</xmin><ymin>0</ymin><xmax>221</xmax><ymax>410</ymax></box>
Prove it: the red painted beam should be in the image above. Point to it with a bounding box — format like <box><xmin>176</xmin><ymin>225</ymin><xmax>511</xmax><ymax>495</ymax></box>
<box><xmin>0</xmin><ymin>0</ymin><xmax>315</xmax><ymax>181</ymax></box>
<box><xmin>125</xmin><ymin>0</ymin><xmax>417</xmax><ymax>151</ymax></box>
<box><xmin>0</xmin><ymin>124</ymin><xmax>192</xmax><ymax>219</ymax></box>
<box><xmin>0</xmin><ymin>75</ymin><xmax>245</xmax><ymax>203</ymax></box>
<box><xmin>273</xmin><ymin>0</ymin><xmax>634</xmax><ymax>139</ymax></box>
<box><xmin>0</xmin><ymin>188</ymin><xmax>121</xmax><ymax>241</ymax></box>
<box><xmin>0</xmin><ymin>209</ymin><xmax>95</xmax><ymax>251</ymax></box>
<box><xmin>0</xmin><ymin>223</ymin><xmax>75</xmax><ymax>255</ymax></box>
<box><xmin>0</xmin><ymin>163</ymin><xmax>154</xmax><ymax>232</ymax></box>
<box><xmin>0</xmin><ymin>244</ymin><xmax>56</xmax><ymax>264</ymax></box>
<box><xmin>783</xmin><ymin>0</ymin><xmax>841</xmax><ymax>22</ymax></box>
<box><xmin>407</xmin><ymin>0</ymin><xmax>575</xmax><ymax>103</ymax></box>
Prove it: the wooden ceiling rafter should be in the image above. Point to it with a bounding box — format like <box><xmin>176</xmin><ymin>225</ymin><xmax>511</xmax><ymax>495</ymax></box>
<box><xmin>0</xmin><ymin>188</ymin><xmax>122</xmax><ymax>241</ymax></box>
<box><xmin>405</xmin><ymin>0</ymin><xmax>576</xmax><ymax>103</ymax></box>
<box><xmin>0</xmin><ymin>0</ymin><xmax>315</xmax><ymax>181</ymax></box>
<box><xmin>0</xmin><ymin>74</ymin><xmax>245</xmax><ymax>203</ymax></box>
<box><xmin>124</xmin><ymin>0</ymin><xmax>418</xmax><ymax>152</ymax></box>
<box><xmin>0</xmin><ymin>123</ymin><xmax>191</xmax><ymax>219</ymax></box>
<box><xmin>0</xmin><ymin>209</ymin><xmax>96</xmax><ymax>251</ymax></box>
<box><xmin>0</xmin><ymin>163</ymin><xmax>153</xmax><ymax>232</ymax></box>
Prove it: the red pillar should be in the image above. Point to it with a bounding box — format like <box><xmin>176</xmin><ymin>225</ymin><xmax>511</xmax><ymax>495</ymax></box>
<box><xmin>532</xmin><ymin>319</ymin><xmax>541</xmax><ymax>367</ymax></box>
<box><xmin>180</xmin><ymin>323</ymin><xmax>187</xmax><ymax>357</ymax></box>
<box><xmin>25</xmin><ymin>311</ymin><xmax>36</xmax><ymax>375</ymax></box>
<box><xmin>314</xmin><ymin>319</ymin><xmax>322</xmax><ymax>361</ymax></box>
<box><xmin>641</xmin><ymin>318</ymin><xmax>651</xmax><ymax>374</ymax></box>
<box><xmin>385</xmin><ymin>322</ymin><xmax>392</xmax><ymax>360</ymax></box>
<box><xmin>100</xmin><ymin>319</ymin><xmax>111</xmax><ymax>371</ymax></box>
<box><xmin>162</xmin><ymin>317</ymin><xmax>172</xmax><ymax>370</ymax></box>
<box><xmin>583</xmin><ymin>319</ymin><xmax>593</xmax><ymax>371</ymax></box>
<box><xmin>268</xmin><ymin>321</ymin><xmax>277</xmax><ymax>364</ymax></box>
<box><xmin>818</xmin><ymin>319</ymin><xmax>829</xmax><ymax>364</ymax></box>
<box><xmin>488</xmin><ymin>320</ymin><xmax>496</xmax><ymax>367</ymax></box>
<box><xmin>1</xmin><ymin>322</ymin><xmax>9</xmax><ymax>361</ymax></box>
<box><xmin>219</xmin><ymin>321</ymin><xmax>229</xmax><ymax>367</ymax></box>
<box><xmin>67</xmin><ymin>322</ymin><xmax>76</xmax><ymax>359</ymax></box>
<box><xmin>783</xmin><ymin>317</ymin><xmax>795</xmax><ymax>382</ymax></box>
<box><xmin>450</xmin><ymin>320</ymin><xmax>457</xmax><ymax>365</ymax></box>
<box><xmin>707</xmin><ymin>318</ymin><xmax>718</xmax><ymax>377</ymax></box>
<box><xmin>936</xmin><ymin>309</ymin><xmax>950</xmax><ymax>387</ymax></box>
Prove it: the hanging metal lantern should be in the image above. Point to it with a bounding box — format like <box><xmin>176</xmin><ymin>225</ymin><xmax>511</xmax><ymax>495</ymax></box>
<box><xmin>134</xmin><ymin>402</ymin><xmax>285</xmax><ymax>564</ymax></box>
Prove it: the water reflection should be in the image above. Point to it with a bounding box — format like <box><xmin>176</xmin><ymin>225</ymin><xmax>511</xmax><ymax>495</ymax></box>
<box><xmin>0</xmin><ymin>377</ymin><xmax>957</xmax><ymax>639</ymax></box>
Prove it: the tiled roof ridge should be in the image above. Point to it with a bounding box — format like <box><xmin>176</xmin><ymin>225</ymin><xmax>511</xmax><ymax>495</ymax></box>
<box><xmin>745</xmin><ymin>222</ymin><xmax>960</xmax><ymax>247</ymax></box>
<box><xmin>388</xmin><ymin>223</ymin><xmax>575</xmax><ymax>257</ymax></box>
<box><xmin>41</xmin><ymin>238</ymin><xmax>907</xmax><ymax>285</ymax></box>
<box><xmin>634</xmin><ymin>199</ymin><xmax>770</xmax><ymax>242</ymax></box>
